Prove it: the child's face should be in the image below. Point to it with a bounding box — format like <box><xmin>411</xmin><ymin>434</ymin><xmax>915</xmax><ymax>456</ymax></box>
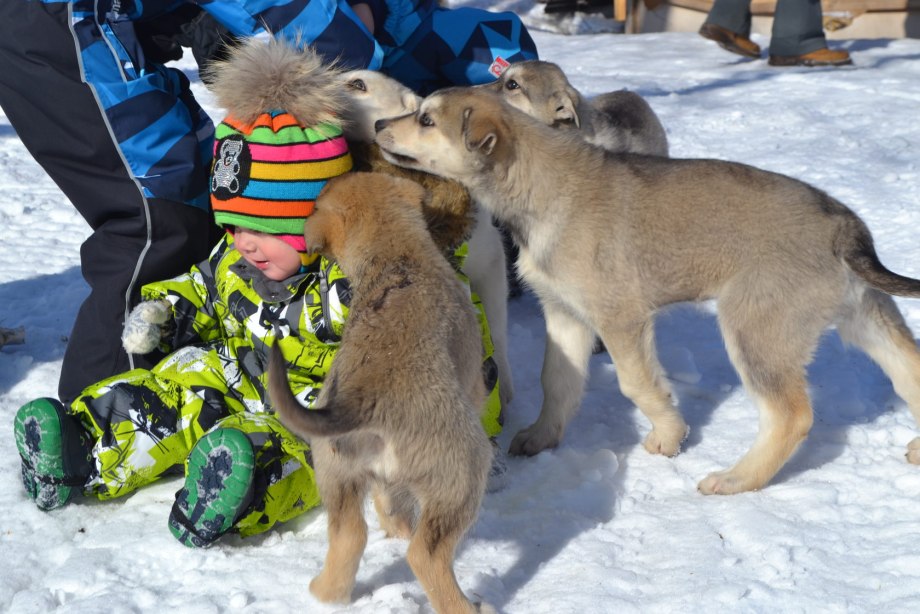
<box><xmin>232</xmin><ymin>228</ymin><xmax>302</xmax><ymax>281</ymax></box>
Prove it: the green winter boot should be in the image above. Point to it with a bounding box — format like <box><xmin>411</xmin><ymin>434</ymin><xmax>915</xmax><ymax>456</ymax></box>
<box><xmin>13</xmin><ymin>397</ymin><xmax>93</xmax><ymax>511</ymax></box>
<box><xmin>169</xmin><ymin>428</ymin><xmax>255</xmax><ymax>548</ymax></box>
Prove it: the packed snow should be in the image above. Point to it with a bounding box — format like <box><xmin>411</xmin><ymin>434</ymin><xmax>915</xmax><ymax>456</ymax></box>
<box><xmin>2</xmin><ymin>3</ymin><xmax>920</xmax><ymax>612</ymax></box>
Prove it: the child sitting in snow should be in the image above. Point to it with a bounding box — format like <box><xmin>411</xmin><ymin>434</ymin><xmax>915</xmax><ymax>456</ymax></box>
<box><xmin>12</xmin><ymin>38</ymin><xmax>503</xmax><ymax>548</ymax></box>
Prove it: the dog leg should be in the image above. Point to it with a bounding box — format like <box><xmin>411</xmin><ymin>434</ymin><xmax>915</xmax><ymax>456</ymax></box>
<box><xmin>601</xmin><ymin>318</ymin><xmax>688</xmax><ymax>456</ymax></box>
<box><xmin>406</xmin><ymin>503</ymin><xmax>483</xmax><ymax>614</ymax></box>
<box><xmin>311</xmin><ymin>479</ymin><xmax>368</xmax><ymax>603</ymax></box>
<box><xmin>373</xmin><ymin>484</ymin><xmax>415</xmax><ymax>539</ymax></box>
<box><xmin>698</xmin><ymin>376</ymin><xmax>813</xmax><ymax>494</ymax></box>
<box><xmin>837</xmin><ymin>288</ymin><xmax>920</xmax><ymax>464</ymax></box>
<box><xmin>700</xmin><ymin>304</ymin><xmax>817</xmax><ymax>494</ymax></box>
<box><xmin>464</xmin><ymin>206</ymin><xmax>514</xmax><ymax>408</ymax></box>
<box><xmin>510</xmin><ymin>304</ymin><xmax>594</xmax><ymax>456</ymax></box>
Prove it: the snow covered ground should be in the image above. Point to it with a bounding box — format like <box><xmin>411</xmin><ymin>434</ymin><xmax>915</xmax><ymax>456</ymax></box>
<box><xmin>3</xmin><ymin>4</ymin><xmax>920</xmax><ymax>613</ymax></box>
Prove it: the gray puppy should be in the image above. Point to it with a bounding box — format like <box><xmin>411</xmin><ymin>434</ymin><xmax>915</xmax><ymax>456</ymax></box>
<box><xmin>482</xmin><ymin>59</ymin><xmax>668</xmax><ymax>156</ymax></box>
<box><xmin>268</xmin><ymin>172</ymin><xmax>494</xmax><ymax>614</ymax></box>
<box><xmin>375</xmin><ymin>87</ymin><xmax>920</xmax><ymax>495</ymax></box>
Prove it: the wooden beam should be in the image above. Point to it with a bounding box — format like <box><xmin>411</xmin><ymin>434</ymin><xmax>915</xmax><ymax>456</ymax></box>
<box><xmin>665</xmin><ymin>0</ymin><xmax>919</xmax><ymax>13</ymax></box>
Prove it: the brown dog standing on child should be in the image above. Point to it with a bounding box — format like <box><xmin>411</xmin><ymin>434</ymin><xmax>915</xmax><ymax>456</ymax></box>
<box><xmin>268</xmin><ymin>172</ymin><xmax>495</xmax><ymax>614</ymax></box>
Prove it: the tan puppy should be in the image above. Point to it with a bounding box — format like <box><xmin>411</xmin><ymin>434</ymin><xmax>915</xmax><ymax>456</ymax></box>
<box><xmin>268</xmin><ymin>172</ymin><xmax>494</xmax><ymax>614</ymax></box>
<box><xmin>338</xmin><ymin>68</ymin><xmax>515</xmax><ymax>408</ymax></box>
<box><xmin>481</xmin><ymin>59</ymin><xmax>669</xmax><ymax>156</ymax></box>
<box><xmin>375</xmin><ymin>87</ymin><xmax>920</xmax><ymax>495</ymax></box>
<box><xmin>337</xmin><ymin>69</ymin><xmax>420</xmax><ymax>143</ymax></box>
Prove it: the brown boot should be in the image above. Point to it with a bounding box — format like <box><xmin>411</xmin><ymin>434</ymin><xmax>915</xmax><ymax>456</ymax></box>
<box><xmin>768</xmin><ymin>48</ymin><xmax>852</xmax><ymax>67</ymax></box>
<box><xmin>699</xmin><ymin>23</ymin><xmax>761</xmax><ymax>59</ymax></box>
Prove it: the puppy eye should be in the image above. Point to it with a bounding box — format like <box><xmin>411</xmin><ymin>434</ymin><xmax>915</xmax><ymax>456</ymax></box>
<box><xmin>505</xmin><ymin>79</ymin><xmax>520</xmax><ymax>91</ymax></box>
<box><xmin>419</xmin><ymin>112</ymin><xmax>434</xmax><ymax>127</ymax></box>
<box><xmin>348</xmin><ymin>79</ymin><xmax>367</xmax><ymax>91</ymax></box>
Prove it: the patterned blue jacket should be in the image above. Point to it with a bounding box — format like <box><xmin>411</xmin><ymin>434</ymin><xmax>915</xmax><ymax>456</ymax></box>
<box><xmin>42</xmin><ymin>0</ymin><xmax>383</xmax><ymax>212</ymax></box>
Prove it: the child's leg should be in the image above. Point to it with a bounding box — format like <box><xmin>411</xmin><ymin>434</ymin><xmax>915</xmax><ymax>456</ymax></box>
<box><xmin>467</xmin><ymin>280</ymin><xmax>510</xmax><ymax>493</ymax></box>
<box><xmin>470</xmin><ymin>287</ymin><xmax>504</xmax><ymax>439</ymax></box>
<box><xmin>14</xmin><ymin>364</ymin><xmax>207</xmax><ymax>510</ymax></box>
<box><xmin>169</xmin><ymin>412</ymin><xmax>321</xmax><ymax>547</ymax></box>
<box><xmin>13</xmin><ymin>344</ymin><xmax>252</xmax><ymax>511</ymax></box>
<box><xmin>76</xmin><ymin>346</ymin><xmax>251</xmax><ymax>500</ymax></box>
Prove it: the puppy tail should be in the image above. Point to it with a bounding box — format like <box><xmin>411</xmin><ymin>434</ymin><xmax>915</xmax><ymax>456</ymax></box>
<box><xmin>839</xmin><ymin>215</ymin><xmax>920</xmax><ymax>298</ymax></box>
<box><xmin>267</xmin><ymin>343</ymin><xmax>360</xmax><ymax>438</ymax></box>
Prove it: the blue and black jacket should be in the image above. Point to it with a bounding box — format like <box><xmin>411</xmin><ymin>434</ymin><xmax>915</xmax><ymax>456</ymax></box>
<box><xmin>34</xmin><ymin>0</ymin><xmax>382</xmax><ymax>211</ymax></box>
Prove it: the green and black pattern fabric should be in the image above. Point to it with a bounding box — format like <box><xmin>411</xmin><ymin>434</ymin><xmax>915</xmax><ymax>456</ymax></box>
<box><xmin>63</xmin><ymin>233</ymin><xmax>502</xmax><ymax>538</ymax></box>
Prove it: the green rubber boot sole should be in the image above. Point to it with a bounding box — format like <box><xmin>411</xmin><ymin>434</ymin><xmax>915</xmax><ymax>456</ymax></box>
<box><xmin>169</xmin><ymin>428</ymin><xmax>255</xmax><ymax>548</ymax></box>
<box><xmin>14</xmin><ymin>398</ymin><xmax>90</xmax><ymax>510</ymax></box>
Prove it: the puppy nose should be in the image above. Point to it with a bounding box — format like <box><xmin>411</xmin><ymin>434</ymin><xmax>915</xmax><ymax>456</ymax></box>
<box><xmin>374</xmin><ymin>118</ymin><xmax>389</xmax><ymax>133</ymax></box>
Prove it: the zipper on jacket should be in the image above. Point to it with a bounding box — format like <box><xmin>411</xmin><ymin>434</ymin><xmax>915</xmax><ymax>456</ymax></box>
<box><xmin>95</xmin><ymin>0</ymin><xmax>133</xmax><ymax>82</ymax></box>
<box><xmin>319</xmin><ymin>264</ymin><xmax>333</xmax><ymax>341</ymax></box>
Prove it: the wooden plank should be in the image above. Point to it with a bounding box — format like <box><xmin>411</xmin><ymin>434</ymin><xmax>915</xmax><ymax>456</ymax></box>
<box><xmin>666</xmin><ymin>0</ymin><xmax>919</xmax><ymax>13</ymax></box>
<box><xmin>664</xmin><ymin>0</ymin><xmax>713</xmax><ymax>11</ymax></box>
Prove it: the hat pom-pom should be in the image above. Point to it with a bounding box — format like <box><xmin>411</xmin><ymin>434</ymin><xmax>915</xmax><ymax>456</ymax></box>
<box><xmin>205</xmin><ymin>36</ymin><xmax>348</xmax><ymax>128</ymax></box>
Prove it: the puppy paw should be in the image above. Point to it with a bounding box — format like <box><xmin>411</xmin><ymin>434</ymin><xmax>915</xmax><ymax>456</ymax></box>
<box><xmin>643</xmin><ymin>424</ymin><xmax>689</xmax><ymax>457</ymax></box>
<box><xmin>906</xmin><ymin>437</ymin><xmax>920</xmax><ymax>465</ymax></box>
<box><xmin>698</xmin><ymin>470</ymin><xmax>755</xmax><ymax>495</ymax></box>
<box><xmin>310</xmin><ymin>572</ymin><xmax>353</xmax><ymax>604</ymax></box>
<box><xmin>508</xmin><ymin>423</ymin><xmax>561</xmax><ymax>457</ymax></box>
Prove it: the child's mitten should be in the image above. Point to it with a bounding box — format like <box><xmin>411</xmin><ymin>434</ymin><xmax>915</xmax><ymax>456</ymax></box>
<box><xmin>122</xmin><ymin>300</ymin><xmax>172</xmax><ymax>354</ymax></box>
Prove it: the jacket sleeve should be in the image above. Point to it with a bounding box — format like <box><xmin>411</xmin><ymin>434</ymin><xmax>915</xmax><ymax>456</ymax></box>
<box><xmin>196</xmin><ymin>0</ymin><xmax>384</xmax><ymax>69</ymax></box>
<box><xmin>140</xmin><ymin>236</ymin><xmax>233</xmax><ymax>351</ymax></box>
<box><xmin>51</xmin><ymin>1</ymin><xmax>379</xmax><ymax>211</ymax></box>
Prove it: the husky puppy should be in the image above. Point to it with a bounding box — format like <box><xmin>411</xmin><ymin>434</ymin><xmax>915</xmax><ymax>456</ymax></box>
<box><xmin>375</xmin><ymin>87</ymin><xmax>920</xmax><ymax>495</ymax></box>
<box><xmin>268</xmin><ymin>172</ymin><xmax>494</xmax><ymax>614</ymax></box>
<box><xmin>482</xmin><ymin>59</ymin><xmax>668</xmax><ymax>156</ymax></box>
<box><xmin>338</xmin><ymin>68</ymin><xmax>514</xmax><ymax>407</ymax></box>
<box><xmin>337</xmin><ymin>69</ymin><xmax>420</xmax><ymax>143</ymax></box>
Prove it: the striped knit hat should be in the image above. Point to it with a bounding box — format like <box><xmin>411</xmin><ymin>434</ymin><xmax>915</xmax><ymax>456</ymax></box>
<box><xmin>211</xmin><ymin>111</ymin><xmax>353</xmax><ymax>262</ymax></box>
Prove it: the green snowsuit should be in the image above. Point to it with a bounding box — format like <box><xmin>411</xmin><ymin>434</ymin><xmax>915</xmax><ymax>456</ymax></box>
<box><xmin>69</xmin><ymin>234</ymin><xmax>502</xmax><ymax>537</ymax></box>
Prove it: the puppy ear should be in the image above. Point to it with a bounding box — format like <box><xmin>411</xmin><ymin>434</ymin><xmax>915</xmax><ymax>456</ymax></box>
<box><xmin>554</xmin><ymin>86</ymin><xmax>581</xmax><ymax>128</ymax></box>
<box><xmin>462</xmin><ymin>107</ymin><xmax>500</xmax><ymax>155</ymax></box>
